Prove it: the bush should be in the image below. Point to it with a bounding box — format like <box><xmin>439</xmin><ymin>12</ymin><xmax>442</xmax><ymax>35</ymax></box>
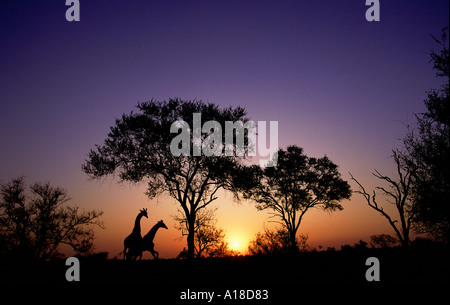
<box><xmin>0</xmin><ymin>176</ymin><xmax>103</xmax><ymax>260</ymax></box>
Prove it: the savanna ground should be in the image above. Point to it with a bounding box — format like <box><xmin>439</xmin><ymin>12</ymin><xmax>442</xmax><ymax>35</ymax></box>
<box><xmin>1</xmin><ymin>245</ymin><xmax>448</xmax><ymax>301</ymax></box>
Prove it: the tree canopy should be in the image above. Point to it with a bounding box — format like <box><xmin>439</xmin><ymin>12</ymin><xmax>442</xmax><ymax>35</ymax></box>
<box><xmin>82</xmin><ymin>98</ymin><xmax>251</xmax><ymax>259</ymax></box>
<box><xmin>241</xmin><ymin>145</ymin><xmax>351</xmax><ymax>250</ymax></box>
<box><xmin>0</xmin><ymin>176</ymin><xmax>103</xmax><ymax>260</ymax></box>
<box><xmin>401</xmin><ymin>27</ymin><xmax>449</xmax><ymax>243</ymax></box>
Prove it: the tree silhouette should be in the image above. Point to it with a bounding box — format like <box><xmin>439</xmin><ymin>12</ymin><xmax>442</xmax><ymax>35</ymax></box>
<box><xmin>174</xmin><ymin>206</ymin><xmax>237</xmax><ymax>257</ymax></box>
<box><xmin>350</xmin><ymin>151</ymin><xmax>415</xmax><ymax>248</ymax></box>
<box><xmin>242</xmin><ymin>145</ymin><xmax>351</xmax><ymax>251</ymax></box>
<box><xmin>400</xmin><ymin>27</ymin><xmax>449</xmax><ymax>244</ymax></box>
<box><xmin>248</xmin><ymin>228</ymin><xmax>289</xmax><ymax>255</ymax></box>
<box><xmin>370</xmin><ymin>234</ymin><xmax>397</xmax><ymax>248</ymax></box>
<box><xmin>174</xmin><ymin>207</ymin><xmax>230</xmax><ymax>258</ymax></box>
<box><xmin>0</xmin><ymin>176</ymin><xmax>103</xmax><ymax>260</ymax></box>
<box><xmin>82</xmin><ymin>98</ymin><xmax>250</xmax><ymax>259</ymax></box>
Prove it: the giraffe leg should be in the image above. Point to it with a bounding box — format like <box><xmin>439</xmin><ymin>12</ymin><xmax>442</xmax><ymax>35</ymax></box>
<box><xmin>150</xmin><ymin>248</ymin><xmax>159</xmax><ymax>259</ymax></box>
<box><xmin>147</xmin><ymin>242</ymin><xmax>157</xmax><ymax>259</ymax></box>
<box><xmin>123</xmin><ymin>246</ymin><xmax>127</xmax><ymax>260</ymax></box>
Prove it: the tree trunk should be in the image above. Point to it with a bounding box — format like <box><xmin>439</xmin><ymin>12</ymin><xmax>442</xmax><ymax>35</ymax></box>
<box><xmin>288</xmin><ymin>228</ymin><xmax>298</xmax><ymax>253</ymax></box>
<box><xmin>401</xmin><ymin>234</ymin><xmax>410</xmax><ymax>248</ymax></box>
<box><xmin>187</xmin><ymin>213</ymin><xmax>196</xmax><ymax>260</ymax></box>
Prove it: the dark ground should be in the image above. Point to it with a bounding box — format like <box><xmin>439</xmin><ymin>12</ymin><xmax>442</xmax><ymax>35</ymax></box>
<box><xmin>1</xmin><ymin>246</ymin><xmax>448</xmax><ymax>302</ymax></box>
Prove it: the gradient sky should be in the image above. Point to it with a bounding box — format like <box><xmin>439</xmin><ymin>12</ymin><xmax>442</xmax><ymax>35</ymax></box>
<box><xmin>1</xmin><ymin>0</ymin><xmax>448</xmax><ymax>258</ymax></box>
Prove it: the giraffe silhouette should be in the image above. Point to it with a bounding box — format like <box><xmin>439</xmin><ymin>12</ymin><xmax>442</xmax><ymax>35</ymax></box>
<box><xmin>122</xmin><ymin>208</ymin><xmax>148</xmax><ymax>261</ymax></box>
<box><xmin>141</xmin><ymin>220</ymin><xmax>168</xmax><ymax>259</ymax></box>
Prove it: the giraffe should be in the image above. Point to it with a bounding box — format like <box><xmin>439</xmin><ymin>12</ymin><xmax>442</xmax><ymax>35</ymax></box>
<box><xmin>141</xmin><ymin>220</ymin><xmax>168</xmax><ymax>259</ymax></box>
<box><xmin>122</xmin><ymin>208</ymin><xmax>148</xmax><ymax>261</ymax></box>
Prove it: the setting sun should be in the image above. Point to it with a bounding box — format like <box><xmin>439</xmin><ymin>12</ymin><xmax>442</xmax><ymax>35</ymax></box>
<box><xmin>233</xmin><ymin>242</ymin><xmax>239</xmax><ymax>250</ymax></box>
<box><xmin>230</xmin><ymin>241</ymin><xmax>241</xmax><ymax>252</ymax></box>
<box><xmin>228</xmin><ymin>235</ymin><xmax>248</xmax><ymax>254</ymax></box>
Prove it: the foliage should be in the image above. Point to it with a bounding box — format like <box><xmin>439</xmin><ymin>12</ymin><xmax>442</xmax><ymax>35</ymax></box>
<box><xmin>400</xmin><ymin>27</ymin><xmax>449</xmax><ymax>243</ymax></box>
<box><xmin>370</xmin><ymin>234</ymin><xmax>398</xmax><ymax>248</ymax></box>
<box><xmin>248</xmin><ymin>228</ymin><xmax>291</xmax><ymax>255</ymax></box>
<box><xmin>82</xmin><ymin>98</ymin><xmax>250</xmax><ymax>259</ymax></box>
<box><xmin>174</xmin><ymin>207</ymin><xmax>234</xmax><ymax>258</ymax></box>
<box><xmin>248</xmin><ymin>227</ymin><xmax>309</xmax><ymax>255</ymax></box>
<box><xmin>242</xmin><ymin>145</ymin><xmax>351</xmax><ymax>250</ymax></box>
<box><xmin>0</xmin><ymin>177</ymin><xmax>103</xmax><ymax>260</ymax></box>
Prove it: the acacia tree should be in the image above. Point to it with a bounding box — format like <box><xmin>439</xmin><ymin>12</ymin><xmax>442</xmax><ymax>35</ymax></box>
<box><xmin>242</xmin><ymin>145</ymin><xmax>351</xmax><ymax>251</ymax></box>
<box><xmin>82</xmin><ymin>98</ymin><xmax>250</xmax><ymax>259</ymax></box>
<box><xmin>0</xmin><ymin>177</ymin><xmax>103</xmax><ymax>260</ymax></box>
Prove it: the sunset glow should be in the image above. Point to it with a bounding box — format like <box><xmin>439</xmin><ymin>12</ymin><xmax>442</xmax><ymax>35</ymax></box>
<box><xmin>228</xmin><ymin>235</ymin><xmax>247</xmax><ymax>254</ymax></box>
<box><xmin>1</xmin><ymin>1</ymin><xmax>448</xmax><ymax>261</ymax></box>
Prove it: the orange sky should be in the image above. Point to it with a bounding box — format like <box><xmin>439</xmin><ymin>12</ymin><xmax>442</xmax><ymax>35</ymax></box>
<box><xmin>67</xmin><ymin>161</ymin><xmax>404</xmax><ymax>259</ymax></box>
<box><xmin>61</xmin><ymin>108</ymin><xmax>413</xmax><ymax>259</ymax></box>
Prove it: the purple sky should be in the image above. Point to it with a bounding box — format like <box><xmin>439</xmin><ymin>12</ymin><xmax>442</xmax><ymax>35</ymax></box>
<box><xmin>1</xmin><ymin>1</ymin><xmax>448</xmax><ymax>257</ymax></box>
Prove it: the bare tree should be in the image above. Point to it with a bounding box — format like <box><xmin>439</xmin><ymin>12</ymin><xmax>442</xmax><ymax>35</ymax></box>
<box><xmin>350</xmin><ymin>151</ymin><xmax>415</xmax><ymax>248</ymax></box>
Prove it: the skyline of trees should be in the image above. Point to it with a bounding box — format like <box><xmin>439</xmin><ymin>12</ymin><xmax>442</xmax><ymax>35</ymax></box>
<box><xmin>351</xmin><ymin>27</ymin><xmax>449</xmax><ymax>246</ymax></box>
<box><xmin>2</xmin><ymin>26</ymin><xmax>448</xmax><ymax>259</ymax></box>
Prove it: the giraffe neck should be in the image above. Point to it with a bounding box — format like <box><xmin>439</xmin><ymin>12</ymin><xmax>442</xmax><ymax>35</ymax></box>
<box><xmin>144</xmin><ymin>223</ymin><xmax>162</xmax><ymax>241</ymax></box>
<box><xmin>132</xmin><ymin>214</ymin><xmax>143</xmax><ymax>234</ymax></box>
